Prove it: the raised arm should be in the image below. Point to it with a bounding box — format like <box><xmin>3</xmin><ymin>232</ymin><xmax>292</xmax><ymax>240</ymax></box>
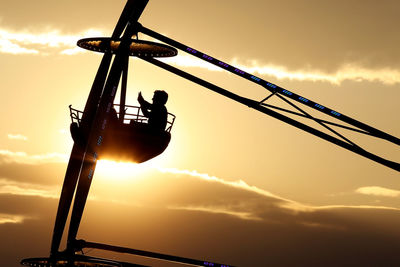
<box><xmin>138</xmin><ymin>92</ymin><xmax>151</xmax><ymax>117</ymax></box>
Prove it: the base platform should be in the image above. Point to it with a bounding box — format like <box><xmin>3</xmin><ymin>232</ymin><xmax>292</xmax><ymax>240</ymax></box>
<box><xmin>20</xmin><ymin>255</ymin><xmax>147</xmax><ymax>267</ymax></box>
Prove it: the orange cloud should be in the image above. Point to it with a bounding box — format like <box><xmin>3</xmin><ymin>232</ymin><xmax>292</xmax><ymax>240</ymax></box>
<box><xmin>0</xmin><ymin>178</ymin><xmax>59</xmax><ymax>199</ymax></box>
<box><xmin>0</xmin><ymin>27</ymin><xmax>104</xmax><ymax>55</ymax></box>
<box><xmin>0</xmin><ymin>213</ymin><xmax>27</xmax><ymax>224</ymax></box>
<box><xmin>169</xmin><ymin>205</ymin><xmax>261</xmax><ymax>221</ymax></box>
<box><xmin>356</xmin><ymin>186</ymin><xmax>400</xmax><ymax>197</ymax></box>
<box><xmin>2</xmin><ymin>25</ymin><xmax>398</xmax><ymax>84</ymax></box>
<box><xmin>162</xmin><ymin>55</ymin><xmax>400</xmax><ymax>85</ymax></box>
<box><xmin>1</xmin><ymin>158</ymin><xmax>400</xmax><ymax>266</ymax></box>
<box><xmin>0</xmin><ymin>150</ymin><xmax>67</xmax><ymax>164</ymax></box>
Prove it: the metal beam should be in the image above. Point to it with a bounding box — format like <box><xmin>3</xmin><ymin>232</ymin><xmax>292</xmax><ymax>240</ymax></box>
<box><xmin>66</xmin><ymin>0</ymin><xmax>149</xmax><ymax>253</ymax></box>
<box><xmin>50</xmin><ymin>46</ymin><xmax>113</xmax><ymax>257</ymax></box>
<box><xmin>49</xmin><ymin>0</ymin><xmax>143</xmax><ymax>255</ymax></box>
<box><xmin>139</xmin><ymin>25</ymin><xmax>400</xmax><ymax>146</ymax></box>
<box><xmin>119</xmin><ymin>54</ymin><xmax>129</xmax><ymax>122</ymax></box>
<box><xmin>139</xmin><ymin>56</ymin><xmax>400</xmax><ymax>172</ymax></box>
<box><xmin>82</xmin><ymin>240</ymin><xmax>234</xmax><ymax>267</ymax></box>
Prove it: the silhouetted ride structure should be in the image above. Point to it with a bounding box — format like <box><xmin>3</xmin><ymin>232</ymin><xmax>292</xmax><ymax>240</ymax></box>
<box><xmin>71</xmin><ymin>36</ymin><xmax>177</xmax><ymax>163</ymax></box>
<box><xmin>21</xmin><ymin>0</ymin><xmax>400</xmax><ymax>266</ymax></box>
<box><xmin>70</xmin><ymin>104</ymin><xmax>175</xmax><ymax>163</ymax></box>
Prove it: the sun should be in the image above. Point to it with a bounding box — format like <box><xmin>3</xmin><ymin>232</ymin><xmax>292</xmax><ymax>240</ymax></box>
<box><xmin>95</xmin><ymin>159</ymin><xmax>151</xmax><ymax>182</ymax></box>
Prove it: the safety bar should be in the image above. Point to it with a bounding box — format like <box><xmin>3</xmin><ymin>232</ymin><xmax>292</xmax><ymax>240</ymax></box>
<box><xmin>69</xmin><ymin>104</ymin><xmax>176</xmax><ymax>132</ymax></box>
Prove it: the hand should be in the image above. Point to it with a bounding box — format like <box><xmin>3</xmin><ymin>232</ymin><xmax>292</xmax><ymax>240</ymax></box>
<box><xmin>138</xmin><ymin>92</ymin><xmax>143</xmax><ymax>102</ymax></box>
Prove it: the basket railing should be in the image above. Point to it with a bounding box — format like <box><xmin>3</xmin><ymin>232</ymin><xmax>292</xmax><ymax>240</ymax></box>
<box><xmin>69</xmin><ymin>104</ymin><xmax>175</xmax><ymax>132</ymax></box>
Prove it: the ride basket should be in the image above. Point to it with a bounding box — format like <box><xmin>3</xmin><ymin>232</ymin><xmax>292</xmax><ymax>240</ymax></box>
<box><xmin>69</xmin><ymin>104</ymin><xmax>176</xmax><ymax>163</ymax></box>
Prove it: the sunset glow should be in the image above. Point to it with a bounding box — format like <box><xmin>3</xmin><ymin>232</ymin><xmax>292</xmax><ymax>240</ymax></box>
<box><xmin>96</xmin><ymin>160</ymin><xmax>149</xmax><ymax>182</ymax></box>
<box><xmin>1</xmin><ymin>1</ymin><xmax>400</xmax><ymax>266</ymax></box>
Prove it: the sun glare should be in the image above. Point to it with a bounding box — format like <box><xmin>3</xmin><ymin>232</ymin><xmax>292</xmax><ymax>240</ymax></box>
<box><xmin>96</xmin><ymin>159</ymin><xmax>151</xmax><ymax>181</ymax></box>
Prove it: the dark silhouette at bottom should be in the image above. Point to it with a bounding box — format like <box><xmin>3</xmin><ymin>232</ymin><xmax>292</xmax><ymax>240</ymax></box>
<box><xmin>102</xmin><ymin>107</ymin><xmax>171</xmax><ymax>163</ymax></box>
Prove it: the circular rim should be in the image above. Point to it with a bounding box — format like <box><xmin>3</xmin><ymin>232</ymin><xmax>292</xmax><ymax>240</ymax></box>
<box><xmin>77</xmin><ymin>37</ymin><xmax>177</xmax><ymax>58</ymax></box>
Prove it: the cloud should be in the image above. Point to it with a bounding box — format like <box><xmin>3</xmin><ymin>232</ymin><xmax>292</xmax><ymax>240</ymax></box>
<box><xmin>0</xmin><ymin>158</ymin><xmax>400</xmax><ymax>266</ymax></box>
<box><xmin>0</xmin><ymin>153</ymin><xmax>297</xmax><ymax>216</ymax></box>
<box><xmin>1</xmin><ymin>25</ymin><xmax>398</xmax><ymax>85</ymax></box>
<box><xmin>159</xmin><ymin>167</ymin><xmax>276</xmax><ymax>198</ymax></box>
<box><xmin>0</xmin><ymin>178</ymin><xmax>59</xmax><ymax>199</ymax></box>
<box><xmin>231</xmin><ymin>59</ymin><xmax>400</xmax><ymax>85</ymax></box>
<box><xmin>356</xmin><ymin>186</ymin><xmax>400</xmax><ymax>198</ymax></box>
<box><xmin>162</xmin><ymin>55</ymin><xmax>400</xmax><ymax>85</ymax></box>
<box><xmin>154</xmin><ymin>168</ymin><xmax>400</xmax><ymax>226</ymax></box>
<box><xmin>0</xmin><ymin>150</ymin><xmax>398</xmax><ymax>223</ymax></box>
<box><xmin>0</xmin><ymin>150</ymin><xmax>67</xmax><ymax>165</ymax></box>
<box><xmin>169</xmin><ymin>205</ymin><xmax>261</xmax><ymax>221</ymax></box>
<box><xmin>0</xmin><ymin>152</ymin><xmax>398</xmax><ymax>218</ymax></box>
<box><xmin>0</xmin><ymin>38</ymin><xmax>38</xmax><ymax>54</ymax></box>
<box><xmin>0</xmin><ymin>213</ymin><xmax>27</xmax><ymax>224</ymax></box>
<box><xmin>84</xmin><ymin>166</ymin><xmax>400</xmax><ymax>266</ymax></box>
<box><xmin>92</xmin><ymin>164</ymin><xmax>400</xmax><ymax>224</ymax></box>
<box><xmin>60</xmin><ymin>46</ymin><xmax>85</xmax><ymax>55</ymax></box>
<box><xmin>2</xmin><ymin>151</ymin><xmax>394</xmax><ymax>220</ymax></box>
<box><xmin>158</xmin><ymin>167</ymin><xmax>311</xmax><ymax>213</ymax></box>
<box><xmin>1</xmin><ymin>25</ymin><xmax>398</xmax><ymax>86</ymax></box>
<box><xmin>7</xmin><ymin>134</ymin><xmax>28</xmax><ymax>141</ymax></box>
<box><xmin>0</xmin><ymin>27</ymin><xmax>104</xmax><ymax>55</ymax></box>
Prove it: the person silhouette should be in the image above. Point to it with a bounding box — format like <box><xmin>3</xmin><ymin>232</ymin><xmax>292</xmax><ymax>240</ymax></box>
<box><xmin>137</xmin><ymin>90</ymin><xmax>168</xmax><ymax>132</ymax></box>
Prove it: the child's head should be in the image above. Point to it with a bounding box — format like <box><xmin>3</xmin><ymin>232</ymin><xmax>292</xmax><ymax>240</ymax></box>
<box><xmin>153</xmin><ymin>90</ymin><xmax>168</xmax><ymax>105</ymax></box>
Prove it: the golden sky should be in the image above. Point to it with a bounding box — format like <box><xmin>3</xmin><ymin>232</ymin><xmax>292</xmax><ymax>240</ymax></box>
<box><xmin>1</xmin><ymin>0</ymin><xmax>400</xmax><ymax>266</ymax></box>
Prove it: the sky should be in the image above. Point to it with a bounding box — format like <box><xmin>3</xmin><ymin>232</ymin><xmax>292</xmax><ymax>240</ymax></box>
<box><xmin>0</xmin><ymin>0</ymin><xmax>400</xmax><ymax>266</ymax></box>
